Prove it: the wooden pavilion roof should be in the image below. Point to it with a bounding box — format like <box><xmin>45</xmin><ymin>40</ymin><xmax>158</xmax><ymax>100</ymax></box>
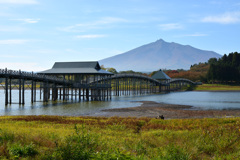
<box><xmin>151</xmin><ymin>69</ymin><xmax>171</xmax><ymax>80</ymax></box>
<box><xmin>38</xmin><ymin>61</ymin><xmax>113</xmax><ymax>75</ymax></box>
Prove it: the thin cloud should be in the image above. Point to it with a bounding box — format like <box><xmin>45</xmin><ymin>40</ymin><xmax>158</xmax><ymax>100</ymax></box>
<box><xmin>13</xmin><ymin>18</ymin><xmax>40</xmax><ymax>23</ymax></box>
<box><xmin>158</xmin><ymin>23</ymin><xmax>183</xmax><ymax>30</ymax></box>
<box><xmin>0</xmin><ymin>0</ymin><xmax>38</xmax><ymax>4</ymax></box>
<box><xmin>0</xmin><ymin>26</ymin><xmax>25</xmax><ymax>32</ymax></box>
<box><xmin>0</xmin><ymin>39</ymin><xmax>29</xmax><ymax>45</ymax></box>
<box><xmin>76</xmin><ymin>34</ymin><xmax>106</xmax><ymax>39</ymax></box>
<box><xmin>202</xmin><ymin>12</ymin><xmax>240</xmax><ymax>24</ymax></box>
<box><xmin>60</xmin><ymin>17</ymin><xmax>128</xmax><ymax>32</ymax></box>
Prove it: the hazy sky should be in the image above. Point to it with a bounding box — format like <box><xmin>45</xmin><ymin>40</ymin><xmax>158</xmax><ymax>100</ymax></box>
<box><xmin>0</xmin><ymin>0</ymin><xmax>239</xmax><ymax>71</ymax></box>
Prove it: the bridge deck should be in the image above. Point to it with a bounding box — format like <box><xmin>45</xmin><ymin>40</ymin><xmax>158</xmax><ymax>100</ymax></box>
<box><xmin>0</xmin><ymin>68</ymin><xmax>200</xmax><ymax>105</ymax></box>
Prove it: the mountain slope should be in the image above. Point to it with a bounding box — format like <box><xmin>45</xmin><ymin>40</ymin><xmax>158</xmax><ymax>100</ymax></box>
<box><xmin>99</xmin><ymin>39</ymin><xmax>222</xmax><ymax>71</ymax></box>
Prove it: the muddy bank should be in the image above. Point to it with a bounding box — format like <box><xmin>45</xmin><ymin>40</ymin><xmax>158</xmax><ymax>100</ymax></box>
<box><xmin>89</xmin><ymin>101</ymin><xmax>240</xmax><ymax>119</ymax></box>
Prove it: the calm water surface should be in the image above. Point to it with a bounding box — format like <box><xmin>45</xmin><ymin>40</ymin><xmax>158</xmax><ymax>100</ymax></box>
<box><xmin>0</xmin><ymin>90</ymin><xmax>240</xmax><ymax>116</ymax></box>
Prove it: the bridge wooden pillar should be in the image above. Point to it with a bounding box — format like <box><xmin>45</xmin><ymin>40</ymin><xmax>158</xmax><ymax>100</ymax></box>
<box><xmin>75</xmin><ymin>88</ymin><xmax>77</xmax><ymax>101</ymax></box>
<box><xmin>82</xmin><ymin>88</ymin><xmax>85</xmax><ymax>100</ymax></box>
<box><xmin>63</xmin><ymin>85</ymin><xmax>65</xmax><ymax>101</ymax></box>
<box><xmin>34</xmin><ymin>81</ymin><xmax>37</xmax><ymax>102</ymax></box>
<box><xmin>71</xmin><ymin>87</ymin><xmax>73</xmax><ymax>100</ymax></box>
<box><xmin>78</xmin><ymin>87</ymin><xmax>81</xmax><ymax>101</ymax></box>
<box><xmin>139</xmin><ymin>79</ymin><xmax>142</xmax><ymax>95</ymax></box>
<box><xmin>59</xmin><ymin>88</ymin><xmax>62</xmax><ymax>100</ymax></box>
<box><xmin>22</xmin><ymin>79</ymin><xmax>25</xmax><ymax>104</ymax></box>
<box><xmin>31</xmin><ymin>80</ymin><xmax>34</xmax><ymax>103</ymax></box>
<box><xmin>40</xmin><ymin>84</ymin><xmax>42</xmax><ymax>100</ymax></box>
<box><xmin>19</xmin><ymin>78</ymin><xmax>21</xmax><ymax>104</ymax></box>
<box><xmin>43</xmin><ymin>82</ymin><xmax>49</xmax><ymax>102</ymax></box>
<box><xmin>31</xmin><ymin>72</ymin><xmax>35</xmax><ymax>104</ymax></box>
<box><xmin>5</xmin><ymin>77</ymin><xmax>8</xmax><ymax>105</ymax></box>
<box><xmin>52</xmin><ymin>84</ymin><xmax>57</xmax><ymax>101</ymax></box>
<box><xmin>86</xmin><ymin>88</ymin><xmax>89</xmax><ymax>101</ymax></box>
<box><xmin>9</xmin><ymin>78</ymin><xmax>12</xmax><ymax>104</ymax></box>
<box><xmin>128</xmin><ymin>78</ymin><xmax>130</xmax><ymax>95</ymax></box>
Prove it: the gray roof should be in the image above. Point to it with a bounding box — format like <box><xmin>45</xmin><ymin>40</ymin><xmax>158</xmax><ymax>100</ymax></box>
<box><xmin>151</xmin><ymin>69</ymin><xmax>171</xmax><ymax>80</ymax></box>
<box><xmin>38</xmin><ymin>61</ymin><xmax>113</xmax><ymax>75</ymax></box>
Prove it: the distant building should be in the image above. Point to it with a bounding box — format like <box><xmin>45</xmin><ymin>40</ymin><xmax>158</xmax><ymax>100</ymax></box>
<box><xmin>39</xmin><ymin>61</ymin><xmax>113</xmax><ymax>83</ymax></box>
<box><xmin>151</xmin><ymin>69</ymin><xmax>171</xmax><ymax>81</ymax></box>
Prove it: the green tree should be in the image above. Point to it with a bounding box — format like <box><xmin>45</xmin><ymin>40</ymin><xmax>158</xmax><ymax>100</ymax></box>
<box><xmin>208</xmin><ymin>58</ymin><xmax>218</xmax><ymax>65</ymax></box>
<box><xmin>107</xmin><ymin>68</ymin><xmax>118</xmax><ymax>74</ymax></box>
<box><xmin>207</xmin><ymin>52</ymin><xmax>240</xmax><ymax>83</ymax></box>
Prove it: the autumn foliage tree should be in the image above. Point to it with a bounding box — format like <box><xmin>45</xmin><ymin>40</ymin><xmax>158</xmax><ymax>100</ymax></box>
<box><xmin>162</xmin><ymin>63</ymin><xmax>209</xmax><ymax>82</ymax></box>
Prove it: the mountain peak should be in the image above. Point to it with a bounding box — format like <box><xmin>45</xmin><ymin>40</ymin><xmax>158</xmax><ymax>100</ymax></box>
<box><xmin>99</xmin><ymin>40</ymin><xmax>222</xmax><ymax>71</ymax></box>
<box><xmin>156</xmin><ymin>39</ymin><xmax>166</xmax><ymax>43</ymax></box>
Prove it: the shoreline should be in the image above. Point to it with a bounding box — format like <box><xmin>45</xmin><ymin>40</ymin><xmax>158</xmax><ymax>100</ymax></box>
<box><xmin>88</xmin><ymin>101</ymin><xmax>240</xmax><ymax>119</ymax></box>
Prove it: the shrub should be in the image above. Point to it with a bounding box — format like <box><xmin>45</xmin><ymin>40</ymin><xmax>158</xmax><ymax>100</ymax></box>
<box><xmin>48</xmin><ymin>124</ymin><xmax>98</xmax><ymax>160</ymax></box>
<box><xmin>158</xmin><ymin>145</ymin><xmax>190</xmax><ymax>160</ymax></box>
<box><xmin>0</xmin><ymin>129</ymin><xmax>15</xmax><ymax>143</ymax></box>
<box><xmin>9</xmin><ymin>143</ymin><xmax>38</xmax><ymax>158</ymax></box>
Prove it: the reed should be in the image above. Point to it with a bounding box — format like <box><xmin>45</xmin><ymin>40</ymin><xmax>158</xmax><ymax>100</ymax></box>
<box><xmin>0</xmin><ymin>115</ymin><xmax>240</xmax><ymax>159</ymax></box>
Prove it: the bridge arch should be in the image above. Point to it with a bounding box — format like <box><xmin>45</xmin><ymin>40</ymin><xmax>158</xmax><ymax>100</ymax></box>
<box><xmin>92</xmin><ymin>73</ymin><xmax>169</xmax><ymax>96</ymax></box>
<box><xmin>168</xmin><ymin>78</ymin><xmax>202</xmax><ymax>91</ymax></box>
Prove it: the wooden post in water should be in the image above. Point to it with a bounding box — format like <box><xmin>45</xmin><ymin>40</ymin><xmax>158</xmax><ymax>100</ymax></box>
<box><xmin>19</xmin><ymin>78</ymin><xmax>21</xmax><ymax>104</ymax></box>
<box><xmin>9</xmin><ymin>78</ymin><xmax>12</xmax><ymax>104</ymax></box>
<box><xmin>86</xmin><ymin>89</ymin><xmax>89</xmax><ymax>101</ymax></box>
<box><xmin>34</xmin><ymin>81</ymin><xmax>36</xmax><ymax>102</ymax></box>
<box><xmin>52</xmin><ymin>86</ymin><xmax>55</xmax><ymax>101</ymax></box>
<box><xmin>79</xmin><ymin>87</ymin><xmax>81</xmax><ymax>101</ymax></box>
<box><xmin>43</xmin><ymin>82</ymin><xmax>49</xmax><ymax>102</ymax></box>
<box><xmin>59</xmin><ymin>88</ymin><xmax>62</xmax><ymax>100</ymax></box>
<box><xmin>31</xmin><ymin>72</ymin><xmax>34</xmax><ymax>103</ymax></box>
<box><xmin>5</xmin><ymin>76</ymin><xmax>8</xmax><ymax>106</ymax></box>
<box><xmin>71</xmin><ymin>87</ymin><xmax>73</xmax><ymax>100</ymax></box>
<box><xmin>22</xmin><ymin>78</ymin><xmax>25</xmax><ymax>104</ymax></box>
<box><xmin>63</xmin><ymin>85</ymin><xmax>65</xmax><ymax>101</ymax></box>
<box><xmin>40</xmin><ymin>84</ymin><xmax>42</xmax><ymax>100</ymax></box>
<box><xmin>82</xmin><ymin>88</ymin><xmax>85</xmax><ymax>101</ymax></box>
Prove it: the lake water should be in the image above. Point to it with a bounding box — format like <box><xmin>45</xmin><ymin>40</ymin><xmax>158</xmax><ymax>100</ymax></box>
<box><xmin>0</xmin><ymin>90</ymin><xmax>240</xmax><ymax>116</ymax></box>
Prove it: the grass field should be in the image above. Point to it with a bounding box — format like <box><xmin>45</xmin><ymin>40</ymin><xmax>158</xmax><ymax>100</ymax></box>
<box><xmin>194</xmin><ymin>84</ymin><xmax>240</xmax><ymax>91</ymax></box>
<box><xmin>0</xmin><ymin>115</ymin><xmax>240</xmax><ymax>159</ymax></box>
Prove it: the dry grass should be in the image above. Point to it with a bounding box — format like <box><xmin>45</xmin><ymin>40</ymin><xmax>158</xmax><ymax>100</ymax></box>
<box><xmin>0</xmin><ymin>115</ymin><xmax>240</xmax><ymax>159</ymax></box>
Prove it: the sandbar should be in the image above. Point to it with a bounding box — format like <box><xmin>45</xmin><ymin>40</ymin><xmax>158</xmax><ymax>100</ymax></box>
<box><xmin>90</xmin><ymin>101</ymin><xmax>240</xmax><ymax>119</ymax></box>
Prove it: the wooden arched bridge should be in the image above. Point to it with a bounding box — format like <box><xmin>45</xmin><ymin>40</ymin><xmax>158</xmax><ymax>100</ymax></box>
<box><xmin>168</xmin><ymin>78</ymin><xmax>202</xmax><ymax>91</ymax></box>
<box><xmin>0</xmin><ymin>68</ymin><xmax>200</xmax><ymax>105</ymax></box>
<box><xmin>0</xmin><ymin>68</ymin><xmax>74</xmax><ymax>105</ymax></box>
<box><xmin>91</xmin><ymin>73</ymin><xmax>168</xmax><ymax>96</ymax></box>
<box><xmin>169</xmin><ymin>78</ymin><xmax>201</xmax><ymax>85</ymax></box>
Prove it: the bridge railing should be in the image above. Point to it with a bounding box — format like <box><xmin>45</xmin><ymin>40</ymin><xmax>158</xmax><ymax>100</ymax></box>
<box><xmin>112</xmin><ymin>73</ymin><xmax>162</xmax><ymax>83</ymax></box>
<box><xmin>0</xmin><ymin>68</ymin><xmax>72</xmax><ymax>85</ymax></box>
<box><xmin>169</xmin><ymin>78</ymin><xmax>201</xmax><ymax>85</ymax></box>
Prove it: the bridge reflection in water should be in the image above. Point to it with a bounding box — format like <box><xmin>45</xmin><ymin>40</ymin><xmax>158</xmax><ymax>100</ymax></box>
<box><xmin>0</xmin><ymin>68</ymin><xmax>200</xmax><ymax>106</ymax></box>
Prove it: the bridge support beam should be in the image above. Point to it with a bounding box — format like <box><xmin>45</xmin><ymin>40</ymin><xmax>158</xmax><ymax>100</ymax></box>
<box><xmin>19</xmin><ymin>79</ymin><xmax>21</xmax><ymax>104</ymax></box>
<box><xmin>43</xmin><ymin>82</ymin><xmax>49</xmax><ymax>102</ymax></box>
<box><xmin>22</xmin><ymin>79</ymin><xmax>25</xmax><ymax>104</ymax></box>
<box><xmin>5</xmin><ymin>77</ymin><xmax>8</xmax><ymax>106</ymax></box>
<box><xmin>9</xmin><ymin>78</ymin><xmax>12</xmax><ymax>104</ymax></box>
<box><xmin>31</xmin><ymin>81</ymin><xmax>37</xmax><ymax>103</ymax></box>
<box><xmin>86</xmin><ymin>89</ymin><xmax>89</xmax><ymax>101</ymax></box>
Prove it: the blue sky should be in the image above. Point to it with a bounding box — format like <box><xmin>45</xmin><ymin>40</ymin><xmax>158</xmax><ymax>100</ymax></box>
<box><xmin>0</xmin><ymin>0</ymin><xmax>239</xmax><ymax>71</ymax></box>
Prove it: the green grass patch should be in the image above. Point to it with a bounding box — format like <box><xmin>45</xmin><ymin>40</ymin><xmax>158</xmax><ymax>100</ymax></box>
<box><xmin>194</xmin><ymin>84</ymin><xmax>240</xmax><ymax>91</ymax></box>
<box><xmin>0</xmin><ymin>115</ymin><xmax>240</xmax><ymax>159</ymax></box>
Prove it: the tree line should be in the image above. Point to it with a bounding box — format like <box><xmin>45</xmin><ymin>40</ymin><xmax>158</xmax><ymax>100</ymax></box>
<box><xmin>207</xmin><ymin>52</ymin><xmax>240</xmax><ymax>83</ymax></box>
